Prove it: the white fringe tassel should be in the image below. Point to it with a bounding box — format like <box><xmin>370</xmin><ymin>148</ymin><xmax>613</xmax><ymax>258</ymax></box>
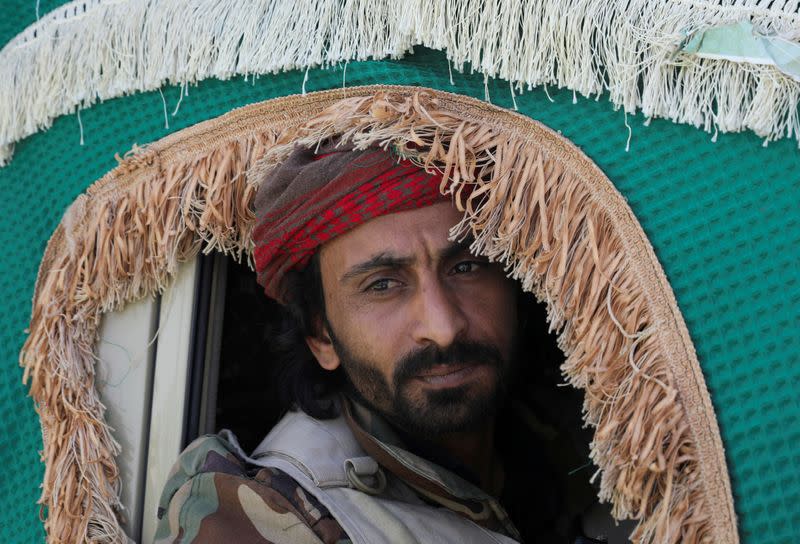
<box><xmin>1</xmin><ymin>0</ymin><xmax>799</xmax><ymax>166</ymax></box>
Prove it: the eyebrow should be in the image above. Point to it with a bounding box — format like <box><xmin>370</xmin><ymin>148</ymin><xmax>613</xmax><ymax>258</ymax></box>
<box><xmin>339</xmin><ymin>239</ymin><xmax>476</xmax><ymax>283</ymax></box>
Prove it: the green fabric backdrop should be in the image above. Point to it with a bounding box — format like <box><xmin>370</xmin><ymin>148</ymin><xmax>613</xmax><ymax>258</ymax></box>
<box><xmin>2</xmin><ymin>5</ymin><xmax>799</xmax><ymax>543</ymax></box>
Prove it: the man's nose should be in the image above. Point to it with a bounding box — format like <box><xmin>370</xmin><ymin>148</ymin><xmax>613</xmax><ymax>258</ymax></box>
<box><xmin>411</xmin><ymin>276</ymin><xmax>468</xmax><ymax>348</ymax></box>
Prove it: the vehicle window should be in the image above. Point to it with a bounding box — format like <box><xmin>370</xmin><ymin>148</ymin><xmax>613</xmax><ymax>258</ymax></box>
<box><xmin>101</xmin><ymin>252</ymin><xmax>633</xmax><ymax>543</ymax></box>
<box><xmin>209</xmin><ymin>255</ymin><xmax>632</xmax><ymax>540</ymax></box>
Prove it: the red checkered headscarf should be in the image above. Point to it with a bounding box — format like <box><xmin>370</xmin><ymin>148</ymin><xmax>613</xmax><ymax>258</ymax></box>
<box><xmin>252</xmin><ymin>141</ymin><xmax>448</xmax><ymax>303</ymax></box>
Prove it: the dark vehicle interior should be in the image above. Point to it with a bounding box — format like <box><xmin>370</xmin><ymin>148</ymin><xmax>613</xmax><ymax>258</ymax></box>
<box><xmin>183</xmin><ymin>252</ymin><xmax>633</xmax><ymax>541</ymax></box>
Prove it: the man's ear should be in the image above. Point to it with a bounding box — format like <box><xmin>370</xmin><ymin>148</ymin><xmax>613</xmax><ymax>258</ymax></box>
<box><xmin>305</xmin><ymin>323</ymin><xmax>341</xmax><ymax>371</ymax></box>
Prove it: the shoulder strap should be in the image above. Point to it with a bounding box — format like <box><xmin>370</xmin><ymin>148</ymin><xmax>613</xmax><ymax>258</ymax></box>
<box><xmin>227</xmin><ymin>409</ymin><xmax>379</xmax><ymax>488</ymax></box>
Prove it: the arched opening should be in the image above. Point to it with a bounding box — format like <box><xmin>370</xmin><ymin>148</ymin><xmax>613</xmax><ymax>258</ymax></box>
<box><xmin>26</xmin><ymin>87</ymin><xmax>733</xmax><ymax>544</ymax></box>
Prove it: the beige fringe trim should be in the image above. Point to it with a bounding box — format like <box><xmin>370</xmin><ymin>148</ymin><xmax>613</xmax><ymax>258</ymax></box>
<box><xmin>21</xmin><ymin>86</ymin><xmax>736</xmax><ymax>544</ymax></box>
<box><xmin>2</xmin><ymin>0</ymin><xmax>800</xmax><ymax>166</ymax></box>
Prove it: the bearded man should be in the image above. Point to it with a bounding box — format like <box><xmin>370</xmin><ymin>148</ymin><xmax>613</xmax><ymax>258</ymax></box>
<box><xmin>155</xmin><ymin>141</ymin><xmax>603</xmax><ymax>544</ymax></box>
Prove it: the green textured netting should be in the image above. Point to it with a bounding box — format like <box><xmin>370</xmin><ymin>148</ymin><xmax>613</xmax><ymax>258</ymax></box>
<box><xmin>2</xmin><ymin>9</ymin><xmax>800</xmax><ymax>544</ymax></box>
<box><xmin>0</xmin><ymin>1</ymin><xmax>71</xmax><ymax>46</ymax></box>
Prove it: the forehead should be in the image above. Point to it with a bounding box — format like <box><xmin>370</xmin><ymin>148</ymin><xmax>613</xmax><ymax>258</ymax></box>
<box><xmin>318</xmin><ymin>202</ymin><xmax>464</xmax><ymax>272</ymax></box>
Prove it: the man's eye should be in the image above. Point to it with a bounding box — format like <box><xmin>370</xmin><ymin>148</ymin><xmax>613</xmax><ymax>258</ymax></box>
<box><xmin>452</xmin><ymin>261</ymin><xmax>483</xmax><ymax>274</ymax></box>
<box><xmin>365</xmin><ymin>279</ymin><xmax>397</xmax><ymax>292</ymax></box>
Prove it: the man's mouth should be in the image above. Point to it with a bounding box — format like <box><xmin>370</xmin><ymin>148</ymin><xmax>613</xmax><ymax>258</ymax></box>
<box><xmin>414</xmin><ymin>364</ymin><xmax>490</xmax><ymax>388</ymax></box>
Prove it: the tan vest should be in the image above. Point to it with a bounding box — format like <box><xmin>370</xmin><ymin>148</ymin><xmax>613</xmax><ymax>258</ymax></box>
<box><xmin>225</xmin><ymin>410</ymin><xmax>519</xmax><ymax>544</ymax></box>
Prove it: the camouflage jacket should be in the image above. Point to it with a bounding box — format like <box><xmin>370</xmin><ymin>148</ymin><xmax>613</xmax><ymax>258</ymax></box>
<box><xmin>155</xmin><ymin>397</ymin><xmax>580</xmax><ymax>543</ymax></box>
<box><xmin>154</xmin><ymin>433</ymin><xmax>350</xmax><ymax>543</ymax></box>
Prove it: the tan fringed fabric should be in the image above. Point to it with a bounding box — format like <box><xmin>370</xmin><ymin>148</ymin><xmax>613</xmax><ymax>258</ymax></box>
<box><xmin>20</xmin><ymin>86</ymin><xmax>737</xmax><ymax>544</ymax></box>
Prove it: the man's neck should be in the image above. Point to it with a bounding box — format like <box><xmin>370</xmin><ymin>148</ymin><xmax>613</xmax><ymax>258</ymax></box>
<box><xmin>343</xmin><ymin>395</ymin><xmax>504</xmax><ymax>495</ymax></box>
<box><xmin>434</xmin><ymin>421</ymin><xmax>502</xmax><ymax>495</ymax></box>
<box><xmin>394</xmin><ymin>418</ymin><xmax>502</xmax><ymax>495</ymax></box>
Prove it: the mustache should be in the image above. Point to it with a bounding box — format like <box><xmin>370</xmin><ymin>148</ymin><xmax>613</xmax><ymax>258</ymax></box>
<box><xmin>392</xmin><ymin>341</ymin><xmax>504</xmax><ymax>385</ymax></box>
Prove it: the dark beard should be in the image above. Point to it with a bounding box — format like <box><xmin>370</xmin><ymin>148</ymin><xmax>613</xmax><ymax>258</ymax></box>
<box><xmin>328</xmin><ymin>329</ymin><xmax>511</xmax><ymax>439</ymax></box>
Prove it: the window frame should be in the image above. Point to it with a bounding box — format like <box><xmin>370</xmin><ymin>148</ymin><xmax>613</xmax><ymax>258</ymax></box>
<box><xmin>98</xmin><ymin>254</ymin><xmax>227</xmax><ymax>543</ymax></box>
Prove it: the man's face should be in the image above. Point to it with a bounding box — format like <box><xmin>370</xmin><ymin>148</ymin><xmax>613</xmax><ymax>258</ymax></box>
<box><xmin>308</xmin><ymin>202</ymin><xmax>518</xmax><ymax>438</ymax></box>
